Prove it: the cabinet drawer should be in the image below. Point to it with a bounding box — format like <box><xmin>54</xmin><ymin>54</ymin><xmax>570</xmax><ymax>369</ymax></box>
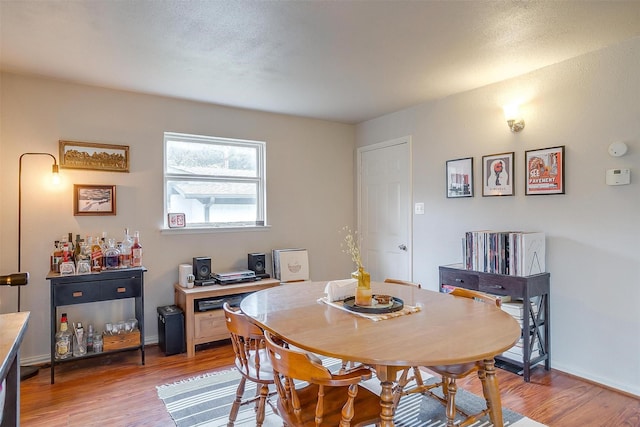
<box><xmin>194</xmin><ymin>310</ymin><xmax>228</xmax><ymax>341</ymax></box>
<box><xmin>101</xmin><ymin>279</ymin><xmax>141</xmax><ymax>300</ymax></box>
<box><xmin>479</xmin><ymin>277</ymin><xmax>525</xmax><ymax>298</ymax></box>
<box><xmin>54</xmin><ymin>283</ymin><xmax>101</xmax><ymax>305</ymax></box>
<box><xmin>440</xmin><ymin>269</ymin><xmax>479</xmax><ymax>290</ymax></box>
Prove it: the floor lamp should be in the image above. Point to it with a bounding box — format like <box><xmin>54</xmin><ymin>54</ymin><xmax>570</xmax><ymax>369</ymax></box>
<box><xmin>16</xmin><ymin>152</ymin><xmax>60</xmax><ymax>380</ymax></box>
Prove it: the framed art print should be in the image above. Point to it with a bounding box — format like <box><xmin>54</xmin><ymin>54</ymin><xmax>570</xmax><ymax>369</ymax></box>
<box><xmin>446</xmin><ymin>157</ymin><xmax>473</xmax><ymax>198</ymax></box>
<box><xmin>482</xmin><ymin>152</ymin><xmax>514</xmax><ymax>196</ymax></box>
<box><xmin>525</xmin><ymin>146</ymin><xmax>565</xmax><ymax>195</ymax></box>
<box><xmin>60</xmin><ymin>140</ymin><xmax>130</xmax><ymax>172</ymax></box>
<box><xmin>168</xmin><ymin>213</ymin><xmax>186</xmax><ymax>228</ymax></box>
<box><xmin>73</xmin><ymin>184</ymin><xmax>116</xmax><ymax>216</ymax></box>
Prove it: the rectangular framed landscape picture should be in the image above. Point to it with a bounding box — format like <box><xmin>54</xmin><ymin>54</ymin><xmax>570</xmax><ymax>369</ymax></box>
<box><xmin>446</xmin><ymin>157</ymin><xmax>473</xmax><ymax>198</ymax></box>
<box><xmin>525</xmin><ymin>145</ymin><xmax>565</xmax><ymax>195</ymax></box>
<box><xmin>60</xmin><ymin>140</ymin><xmax>130</xmax><ymax>172</ymax></box>
<box><xmin>482</xmin><ymin>152</ymin><xmax>514</xmax><ymax>197</ymax></box>
<box><xmin>74</xmin><ymin>184</ymin><xmax>117</xmax><ymax>216</ymax></box>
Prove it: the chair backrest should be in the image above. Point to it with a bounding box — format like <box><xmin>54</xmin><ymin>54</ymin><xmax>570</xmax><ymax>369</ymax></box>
<box><xmin>263</xmin><ymin>330</ymin><xmax>378</xmax><ymax>426</ymax></box>
<box><xmin>448</xmin><ymin>287</ymin><xmax>502</xmax><ymax>307</ymax></box>
<box><xmin>223</xmin><ymin>302</ymin><xmax>271</xmax><ymax>380</ymax></box>
<box><xmin>384</xmin><ymin>278</ymin><xmax>422</xmax><ymax>288</ymax></box>
<box><xmin>263</xmin><ymin>330</ymin><xmax>334</xmax><ymax>383</ymax></box>
<box><xmin>223</xmin><ymin>302</ymin><xmax>264</xmax><ymax>339</ymax></box>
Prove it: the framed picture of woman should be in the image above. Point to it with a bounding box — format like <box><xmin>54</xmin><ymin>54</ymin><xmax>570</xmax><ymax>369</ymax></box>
<box><xmin>482</xmin><ymin>152</ymin><xmax>514</xmax><ymax>196</ymax></box>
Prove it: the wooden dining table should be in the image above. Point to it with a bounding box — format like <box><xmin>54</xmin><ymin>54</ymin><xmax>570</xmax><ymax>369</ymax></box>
<box><xmin>240</xmin><ymin>281</ymin><xmax>521</xmax><ymax>427</ymax></box>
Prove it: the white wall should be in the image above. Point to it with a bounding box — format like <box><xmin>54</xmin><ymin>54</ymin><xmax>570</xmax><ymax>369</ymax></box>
<box><xmin>356</xmin><ymin>38</ymin><xmax>640</xmax><ymax>396</ymax></box>
<box><xmin>0</xmin><ymin>73</ymin><xmax>356</xmax><ymax>363</ymax></box>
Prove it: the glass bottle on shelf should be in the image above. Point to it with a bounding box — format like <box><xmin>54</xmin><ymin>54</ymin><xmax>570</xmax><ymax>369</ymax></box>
<box><xmin>120</xmin><ymin>228</ymin><xmax>132</xmax><ymax>268</ymax></box>
<box><xmin>73</xmin><ymin>322</ymin><xmax>87</xmax><ymax>357</ymax></box>
<box><xmin>131</xmin><ymin>231</ymin><xmax>142</xmax><ymax>267</ymax></box>
<box><xmin>73</xmin><ymin>234</ymin><xmax>82</xmax><ymax>263</ymax></box>
<box><xmin>104</xmin><ymin>238</ymin><xmax>121</xmax><ymax>269</ymax></box>
<box><xmin>86</xmin><ymin>324</ymin><xmax>94</xmax><ymax>353</ymax></box>
<box><xmin>55</xmin><ymin>313</ymin><xmax>73</xmax><ymax>360</ymax></box>
<box><xmin>60</xmin><ymin>236</ymin><xmax>76</xmax><ymax>275</ymax></box>
<box><xmin>51</xmin><ymin>240</ymin><xmax>62</xmax><ymax>273</ymax></box>
<box><xmin>91</xmin><ymin>235</ymin><xmax>103</xmax><ymax>272</ymax></box>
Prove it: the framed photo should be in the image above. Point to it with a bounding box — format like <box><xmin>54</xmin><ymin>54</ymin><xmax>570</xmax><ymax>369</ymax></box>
<box><xmin>168</xmin><ymin>213</ymin><xmax>186</xmax><ymax>228</ymax></box>
<box><xmin>60</xmin><ymin>140</ymin><xmax>130</xmax><ymax>172</ymax></box>
<box><xmin>525</xmin><ymin>146</ymin><xmax>565</xmax><ymax>195</ymax></box>
<box><xmin>446</xmin><ymin>157</ymin><xmax>474</xmax><ymax>198</ymax></box>
<box><xmin>482</xmin><ymin>152</ymin><xmax>514</xmax><ymax>196</ymax></box>
<box><xmin>73</xmin><ymin>184</ymin><xmax>116</xmax><ymax>216</ymax></box>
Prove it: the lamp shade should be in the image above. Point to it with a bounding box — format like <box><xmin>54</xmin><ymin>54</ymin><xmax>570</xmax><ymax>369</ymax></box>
<box><xmin>0</xmin><ymin>272</ymin><xmax>29</xmax><ymax>286</ymax></box>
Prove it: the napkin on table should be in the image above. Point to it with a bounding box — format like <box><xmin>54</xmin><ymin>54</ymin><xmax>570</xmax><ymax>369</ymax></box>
<box><xmin>324</xmin><ymin>279</ymin><xmax>357</xmax><ymax>302</ymax></box>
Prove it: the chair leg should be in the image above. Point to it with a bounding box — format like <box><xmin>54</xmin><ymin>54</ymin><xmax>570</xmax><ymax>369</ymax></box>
<box><xmin>339</xmin><ymin>383</ymin><xmax>358</xmax><ymax>427</ymax></box>
<box><xmin>255</xmin><ymin>383</ymin><xmax>269</xmax><ymax>427</ymax></box>
<box><xmin>392</xmin><ymin>368</ymin><xmax>410</xmax><ymax>409</ymax></box>
<box><xmin>444</xmin><ymin>378</ymin><xmax>457</xmax><ymax>427</ymax></box>
<box><xmin>227</xmin><ymin>377</ymin><xmax>247</xmax><ymax>427</ymax></box>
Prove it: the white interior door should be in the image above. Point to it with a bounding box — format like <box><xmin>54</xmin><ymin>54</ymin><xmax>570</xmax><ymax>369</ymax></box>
<box><xmin>357</xmin><ymin>137</ymin><xmax>412</xmax><ymax>282</ymax></box>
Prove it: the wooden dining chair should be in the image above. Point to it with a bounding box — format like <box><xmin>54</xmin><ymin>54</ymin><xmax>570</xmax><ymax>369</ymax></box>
<box><xmin>223</xmin><ymin>302</ymin><xmax>275</xmax><ymax>427</ymax></box>
<box><xmin>383</xmin><ymin>278</ymin><xmax>422</xmax><ymax>288</ymax></box>
<box><xmin>263</xmin><ymin>329</ymin><xmax>382</xmax><ymax>427</ymax></box>
<box><xmin>400</xmin><ymin>287</ymin><xmax>504</xmax><ymax>427</ymax></box>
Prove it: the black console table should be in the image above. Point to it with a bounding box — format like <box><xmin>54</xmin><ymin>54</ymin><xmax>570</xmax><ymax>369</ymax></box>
<box><xmin>47</xmin><ymin>268</ymin><xmax>146</xmax><ymax>384</ymax></box>
<box><xmin>439</xmin><ymin>264</ymin><xmax>550</xmax><ymax>382</ymax></box>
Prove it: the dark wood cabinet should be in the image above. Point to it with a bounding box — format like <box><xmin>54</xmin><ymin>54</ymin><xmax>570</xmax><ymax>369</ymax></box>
<box><xmin>47</xmin><ymin>268</ymin><xmax>146</xmax><ymax>384</ymax></box>
<box><xmin>439</xmin><ymin>264</ymin><xmax>550</xmax><ymax>382</ymax></box>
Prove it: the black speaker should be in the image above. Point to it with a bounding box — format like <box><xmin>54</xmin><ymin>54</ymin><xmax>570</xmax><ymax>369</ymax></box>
<box><xmin>193</xmin><ymin>257</ymin><xmax>211</xmax><ymax>280</ymax></box>
<box><xmin>248</xmin><ymin>253</ymin><xmax>266</xmax><ymax>275</ymax></box>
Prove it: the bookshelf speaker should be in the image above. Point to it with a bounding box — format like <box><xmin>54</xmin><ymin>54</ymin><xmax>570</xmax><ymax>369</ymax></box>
<box><xmin>193</xmin><ymin>257</ymin><xmax>211</xmax><ymax>280</ymax></box>
<box><xmin>248</xmin><ymin>253</ymin><xmax>266</xmax><ymax>275</ymax></box>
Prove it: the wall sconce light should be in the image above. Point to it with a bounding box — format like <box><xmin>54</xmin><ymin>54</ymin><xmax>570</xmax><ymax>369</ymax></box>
<box><xmin>503</xmin><ymin>104</ymin><xmax>525</xmax><ymax>133</ymax></box>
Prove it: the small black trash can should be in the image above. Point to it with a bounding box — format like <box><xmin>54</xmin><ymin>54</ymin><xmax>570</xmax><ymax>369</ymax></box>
<box><xmin>157</xmin><ymin>305</ymin><xmax>185</xmax><ymax>356</ymax></box>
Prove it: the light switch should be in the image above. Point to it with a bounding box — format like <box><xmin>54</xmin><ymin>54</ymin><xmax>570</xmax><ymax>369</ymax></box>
<box><xmin>414</xmin><ymin>202</ymin><xmax>425</xmax><ymax>215</ymax></box>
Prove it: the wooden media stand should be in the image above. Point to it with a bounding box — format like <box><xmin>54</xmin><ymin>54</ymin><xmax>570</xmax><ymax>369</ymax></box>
<box><xmin>174</xmin><ymin>278</ymin><xmax>280</xmax><ymax>357</ymax></box>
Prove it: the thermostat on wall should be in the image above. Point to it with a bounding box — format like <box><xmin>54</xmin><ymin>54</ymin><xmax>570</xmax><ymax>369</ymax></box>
<box><xmin>606</xmin><ymin>168</ymin><xmax>631</xmax><ymax>186</ymax></box>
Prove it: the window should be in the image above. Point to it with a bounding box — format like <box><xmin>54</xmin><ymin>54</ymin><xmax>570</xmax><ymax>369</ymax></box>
<box><xmin>164</xmin><ymin>132</ymin><xmax>266</xmax><ymax>229</ymax></box>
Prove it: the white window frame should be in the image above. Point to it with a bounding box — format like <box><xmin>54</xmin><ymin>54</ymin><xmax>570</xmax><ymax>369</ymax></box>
<box><xmin>163</xmin><ymin>132</ymin><xmax>267</xmax><ymax>231</ymax></box>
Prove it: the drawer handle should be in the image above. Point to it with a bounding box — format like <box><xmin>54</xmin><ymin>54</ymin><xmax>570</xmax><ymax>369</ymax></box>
<box><xmin>117</xmin><ymin>287</ymin><xmax>127</xmax><ymax>293</ymax></box>
<box><xmin>72</xmin><ymin>291</ymin><xmax>83</xmax><ymax>298</ymax></box>
<box><xmin>455</xmin><ymin>279</ymin><xmax>464</xmax><ymax>283</ymax></box>
<box><xmin>488</xmin><ymin>285</ymin><xmax>505</xmax><ymax>289</ymax></box>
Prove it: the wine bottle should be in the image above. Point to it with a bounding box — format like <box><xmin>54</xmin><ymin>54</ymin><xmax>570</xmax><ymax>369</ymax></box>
<box><xmin>131</xmin><ymin>231</ymin><xmax>143</xmax><ymax>267</ymax></box>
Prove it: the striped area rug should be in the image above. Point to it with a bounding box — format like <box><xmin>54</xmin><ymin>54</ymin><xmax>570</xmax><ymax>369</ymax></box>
<box><xmin>157</xmin><ymin>357</ymin><xmax>546</xmax><ymax>427</ymax></box>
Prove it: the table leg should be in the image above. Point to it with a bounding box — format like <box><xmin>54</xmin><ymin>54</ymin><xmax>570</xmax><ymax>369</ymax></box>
<box><xmin>375</xmin><ymin>365</ymin><xmax>401</xmax><ymax>427</ymax></box>
<box><xmin>481</xmin><ymin>359</ymin><xmax>503</xmax><ymax>427</ymax></box>
<box><xmin>379</xmin><ymin>380</ymin><xmax>395</xmax><ymax>426</ymax></box>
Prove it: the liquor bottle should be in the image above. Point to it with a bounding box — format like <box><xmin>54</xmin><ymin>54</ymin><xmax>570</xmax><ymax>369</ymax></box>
<box><xmin>131</xmin><ymin>231</ymin><xmax>143</xmax><ymax>267</ymax></box>
<box><xmin>73</xmin><ymin>234</ymin><xmax>82</xmax><ymax>263</ymax></box>
<box><xmin>91</xmin><ymin>236</ymin><xmax>104</xmax><ymax>272</ymax></box>
<box><xmin>55</xmin><ymin>313</ymin><xmax>73</xmax><ymax>360</ymax></box>
<box><xmin>73</xmin><ymin>322</ymin><xmax>87</xmax><ymax>357</ymax></box>
<box><xmin>86</xmin><ymin>324</ymin><xmax>94</xmax><ymax>353</ymax></box>
<box><xmin>59</xmin><ymin>236</ymin><xmax>76</xmax><ymax>275</ymax></box>
<box><xmin>120</xmin><ymin>228</ymin><xmax>132</xmax><ymax>268</ymax></box>
<box><xmin>51</xmin><ymin>240</ymin><xmax>62</xmax><ymax>273</ymax></box>
<box><xmin>104</xmin><ymin>238</ymin><xmax>121</xmax><ymax>269</ymax></box>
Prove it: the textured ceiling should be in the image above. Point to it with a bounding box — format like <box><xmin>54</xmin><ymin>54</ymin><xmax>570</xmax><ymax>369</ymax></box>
<box><xmin>1</xmin><ymin>1</ymin><xmax>639</xmax><ymax>124</ymax></box>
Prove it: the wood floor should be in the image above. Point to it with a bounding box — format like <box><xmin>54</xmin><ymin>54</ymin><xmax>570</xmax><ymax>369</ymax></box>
<box><xmin>20</xmin><ymin>342</ymin><xmax>639</xmax><ymax>427</ymax></box>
